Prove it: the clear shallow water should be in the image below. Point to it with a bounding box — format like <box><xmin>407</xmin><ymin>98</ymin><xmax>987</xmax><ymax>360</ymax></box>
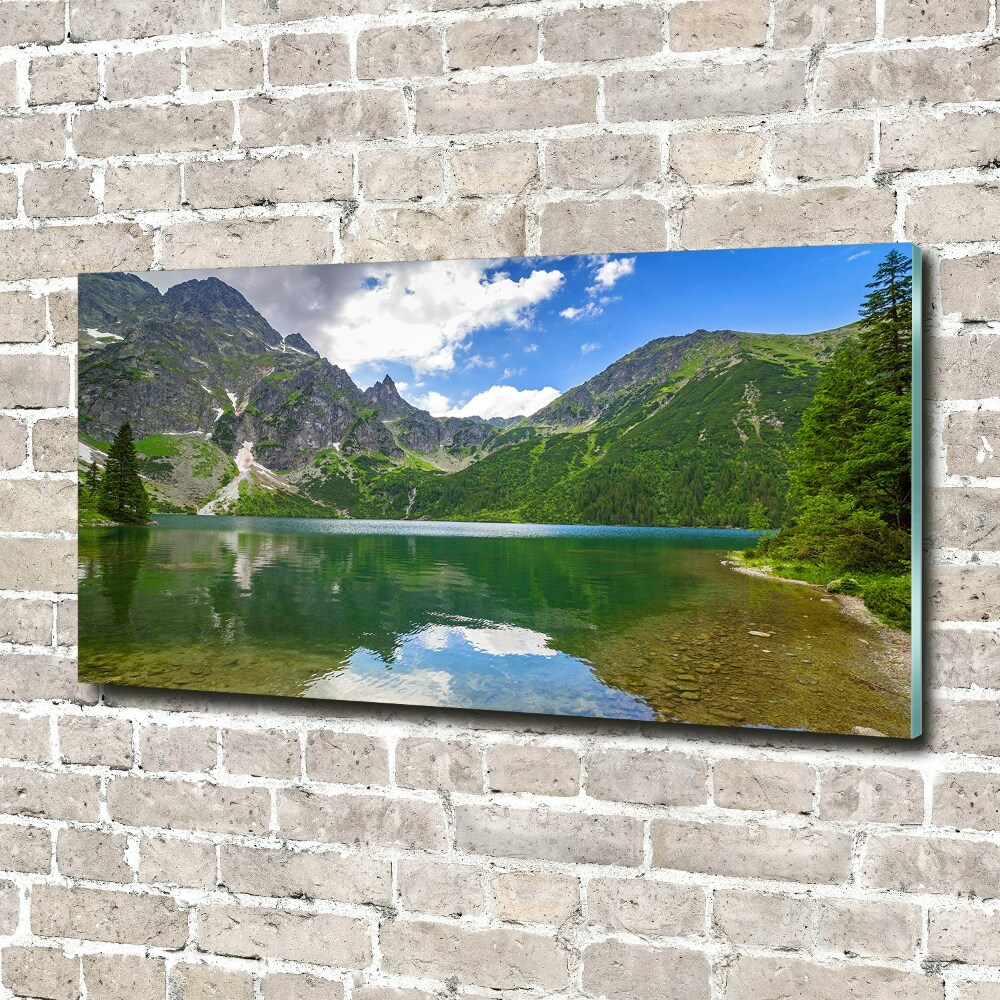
<box><xmin>79</xmin><ymin>515</ymin><xmax>910</xmax><ymax>734</ymax></box>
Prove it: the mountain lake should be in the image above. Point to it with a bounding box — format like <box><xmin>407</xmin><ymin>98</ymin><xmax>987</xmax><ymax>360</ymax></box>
<box><xmin>78</xmin><ymin>515</ymin><xmax>911</xmax><ymax>735</ymax></box>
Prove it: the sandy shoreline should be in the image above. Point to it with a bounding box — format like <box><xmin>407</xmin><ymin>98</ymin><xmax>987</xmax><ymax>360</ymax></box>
<box><xmin>722</xmin><ymin>555</ymin><xmax>913</xmax><ymax>712</ymax></box>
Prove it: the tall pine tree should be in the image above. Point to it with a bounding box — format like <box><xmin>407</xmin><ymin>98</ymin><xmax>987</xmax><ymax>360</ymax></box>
<box><xmin>98</xmin><ymin>422</ymin><xmax>151</xmax><ymax>524</ymax></box>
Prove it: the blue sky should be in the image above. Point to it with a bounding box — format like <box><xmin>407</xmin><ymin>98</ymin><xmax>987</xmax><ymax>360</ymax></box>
<box><xmin>140</xmin><ymin>243</ymin><xmax>905</xmax><ymax>420</ymax></box>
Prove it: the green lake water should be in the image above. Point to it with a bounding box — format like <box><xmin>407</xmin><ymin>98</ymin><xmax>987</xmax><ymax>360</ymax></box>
<box><xmin>78</xmin><ymin>515</ymin><xmax>911</xmax><ymax>735</ymax></box>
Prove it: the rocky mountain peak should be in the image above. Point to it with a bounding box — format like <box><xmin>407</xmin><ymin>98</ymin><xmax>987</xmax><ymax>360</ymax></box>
<box><xmin>364</xmin><ymin>375</ymin><xmax>418</xmax><ymax>419</ymax></box>
<box><xmin>283</xmin><ymin>333</ymin><xmax>320</xmax><ymax>358</ymax></box>
<box><xmin>163</xmin><ymin>277</ymin><xmax>282</xmax><ymax>347</ymax></box>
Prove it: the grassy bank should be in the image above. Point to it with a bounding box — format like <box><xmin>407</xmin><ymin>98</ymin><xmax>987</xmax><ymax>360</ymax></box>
<box><xmin>733</xmin><ymin>550</ymin><xmax>910</xmax><ymax>631</ymax></box>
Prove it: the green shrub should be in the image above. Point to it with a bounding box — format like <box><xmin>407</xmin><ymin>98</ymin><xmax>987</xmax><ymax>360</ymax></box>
<box><xmin>863</xmin><ymin>575</ymin><xmax>911</xmax><ymax>630</ymax></box>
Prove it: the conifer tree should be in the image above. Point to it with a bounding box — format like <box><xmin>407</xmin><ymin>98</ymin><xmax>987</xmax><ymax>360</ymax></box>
<box><xmin>98</xmin><ymin>422</ymin><xmax>151</xmax><ymax>524</ymax></box>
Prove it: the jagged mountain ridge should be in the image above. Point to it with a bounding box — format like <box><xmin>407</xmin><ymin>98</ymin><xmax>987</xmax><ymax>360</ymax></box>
<box><xmin>79</xmin><ymin>272</ymin><xmax>853</xmax><ymax>526</ymax></box>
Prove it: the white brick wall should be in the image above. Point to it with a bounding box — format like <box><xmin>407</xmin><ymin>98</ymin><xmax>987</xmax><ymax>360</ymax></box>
<box><xmin>0</xmin><ymin>0</ymin><xmax>997</xmax><ymax>995</ymax></box>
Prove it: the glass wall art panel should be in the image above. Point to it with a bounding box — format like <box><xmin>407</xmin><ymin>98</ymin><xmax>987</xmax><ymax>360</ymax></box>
<box><xmin>78</xmin><ymin>243</ymin><xmax>922</xmax><ymax>737</ymax></box>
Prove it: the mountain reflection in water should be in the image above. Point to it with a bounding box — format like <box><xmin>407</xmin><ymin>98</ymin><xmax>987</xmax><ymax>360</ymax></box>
<box><xmin>79</xmin><ymin>515</ymin><xmax>910</xmax><ymax>735</ymax></box>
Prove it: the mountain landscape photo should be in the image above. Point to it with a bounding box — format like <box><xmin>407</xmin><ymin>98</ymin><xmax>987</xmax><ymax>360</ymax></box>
<box><xmin>78</xmin><ymin>246</ymin><xmax>919</xmax><ymax>737</ymax></box>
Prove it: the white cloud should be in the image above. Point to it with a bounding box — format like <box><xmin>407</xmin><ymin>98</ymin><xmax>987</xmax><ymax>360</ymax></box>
<box><xmin>524</xmin><ymin>343</ymin><xmax>539</xmax><ymax>353</ymax></box>
<box><xmin>580</xmin><ymin>341</ymin><xmax>600</xmax><ymax>355</ymax></box>
<box><xmin>411</xmin><ymin>390</ymin><xmax>452</xmax><ymax>416</ymax></box>
<box><xmin>501</xmin><ymin>366</ymin><xmax>525</xmax><ymax>379</ymax></box>
<box><xmin>448</xmin><ymin>384</ymin><xmax>561</xmax><ymax>420</ymax></box>
<box><xmin>588</xmin><ymin>256</ymin><xmax>635</xmax><ymax>293</ymax></box>
<box><xmin>561</xmin><ymin>303</ymin><xmax>601</xmax><ymax>322</ymax></box>
<box><xmin>846</xmin><ymin>249</ymin><xmax>872</xmax><ymax>262</ymax></box>
<box><xmin>315</xmin><ymin>261</ymin><xmax>564</xmax><ymax>374</ymax></box>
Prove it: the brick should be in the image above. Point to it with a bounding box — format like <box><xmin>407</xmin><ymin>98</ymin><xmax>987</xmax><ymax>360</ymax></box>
<box><xmin>772</xmin><ymin>121</ymin><xmax>873</xmax><ymax>181</ymax></box>
<box><xmin>0</xmin><ymin>225</ymin><xmax>153</xmax><ymax>282</ymax></box>
<box><xmin>269</xmin><ymin>32</ymin><xmax>350</xmax><ymax>86</ymax></box>
<box><xmin>0</xmin><ymin>880</ymin><xmax>19</xmax><ymax>934</ymax></box>
<box><xmin>83</xmin><ymin>954</ymin><xmax>166</xmax><ymax>1000</ymax></box>
<box><xmin>652</xmin><ymin>820</ymin><xmax>852</xmax><ymax>883</ymax></box>
<box><xmin>353</xmin><ymin>989</ymin><xmax>433</xmax><ymax>1000</ymax></box>
<box><xmin>540</xmin><ymin>198</ymin><xmax>666</xmax><ymax>254</ymax></box>
<box><xmin>29</xmin><ymin>54</ymin><xmax>97</xmax><ymax>106</ymax></box>
<box><xmin>934</xmin><ymin>771</ymin><xmax>1000</xmax><ymax>831</ymax></box>
<box><xmin>0</xmin><ymin>418</ymin><xmax>28</xmax><ymax>470</ymax></box>
<box><xmin>941</xmin><ymin>258</ymin><xmax>1000</xmax><ymax>322</ymax></box>
<box><xmin>161</xmin><ymin>216</ymin><xmax>331</xmax><ymax>270</ymax></box>
<box><xmin>416</xmin><ymin>77</ymin><xmax>596</xmax><ymax>134</ymax></box>
<box><xmin>928</xmin><ymin>331</ymin><xmax>1000</xmax><ymax>394</ymax></box>
<box><xmin>930</xmin><ymin>488</ymin><xmax>1000</xmax><ymax>549</ymax></box>
<box><xmin>0</xmin><ymin>824</ymin><xmax>51</xmax><ymax>873</ymax></box>
<box><xmin>107</xmin><ymin>777</ymin><xmax>271</xmax><ymax>836</ymax></box>
<box><xmin>279</xmin><ymin>789</ymin><xmax>446</xmax><ymax>850</ymax></box>
<box><xmin>69</xmin><ymin>0</ymin><xmax>221</xmax><ymax>41</ymax></box>
<box><xmin>448</xmin><ymin>18</ymin><xmax>536</xmax><ymax>69</ymax></box>
<box><xmin>199</xmin><ymin>905</ymin><xmax>370</xmax><ymax>967</ymax></box>
<box><xmin>398</xmin><ymin>858</ymin><xmax>484</xmax><ymax>918</ymax></box>
<box><xmin>882</xmin><ymin>113</ymin><xmax>1000</xmax><ymax>172</ymax></box>
<box><xmin>0</xmin><ymin>1</ymin><xmax>63</xmax><ymax>45</ymax></box>
<box><xmin>863</xmin><ymin>833</ymin><xmax>1000</xmax><ymax>898</ymax></box>
<box><xmin>139</xmin><ymin>836</ymin><xmax>217</xmax><ymax>889</ymax></box>
<box><xmin>0</xmin><ymin>114</ymin><xmax>66</xmax><ymax>164</ymax></box>
<box><xmin>0</xmin><ymin>770</ymin><xmax>98</xmax><ymax>822</ymax></box>
<box><xmin>220</xmin><ymin>843</ymin><xmax>391</xmax><ymax>905</ymax></box>
<box><xmin>2</xmin><ymin>947</ymin><xmax>79</xmax><ymax>1000</ymax></box>
<box><xmin>0</xmin><ymin>291</ymin><xmax>47</xmax><ymax>345</ymax></box>
<box><xmin>582</xmin><ymin>940</ymin><xmax>710</xmax><ymax>1000</ymax></box>
<box><xmin>32</xmin><ymin>418</ymin><xmax>76</xmax><ymax>472</ymax></box>
<box><xmin>395</xmin><ymin>736</ymin><xmax>483</xmax><ymax>792</ymax></box>
<box><xmin>187</xmin><ymin>42</ymin><xmax>263</xmax><ymax>92</ymax></box>
<box><xmin>0</xmin><ymin>480</ymin><xmax>72</xmax><ymax>533</ymax></box>
<box><xmin>104</xmin><ymin>163</ymin><xmax>181</xmax><ymax>213</ymax></box>
<box><xmin>714</xmin><ymin>890</ymin><xmax>810</xmax><ymax>949</ymax></box>
<box><xmin>545</xmin><ymin>6</ymin><xmax>663</xmax><ymax>62</ymax></box>
<box><xmin>819</xmin><ymin>765</ymin><xmax>923</xmax><ymax>823</ymax></box>
<box><xmin>817</xmin><ymin>45</ymin><xmax>1000</xmax><ymax>110</ymax></box>
<box><xmin>57</xmin><ymin>829</ymin><xmax>131</xmax><ymax>884</ymax></box>
<box><xmin>885</xmin><ymin>0</ymin><xmax>988</xmax><ymax>38</ymax></box>
<box><xmin>74</xmin><ymin>104</ymin><xmax>233</xmax><ymax>157</ymax></box>
<box><xmin>714</xmin><ymin>759</ymin><xmax>815</xmax><ymax>813</ymax></box>
<box><xmin>359</xmin><ymin>148</ymin><xmax>444</xmax><ymax>201</ymax></box>
<box><xmin>908</xmin><ymin>183</ymin><xmax>1000</xmax><ymax>244</ymax></box>
<box><xmin>344</xmin><ymin>203</ymin><xmax>524</xmax><ymax>262</ymax></box>
<box><xmin>774</xmin><ymin>0</ymin><xmax>875</xmax><ymax>45</ymax></box>
<box><xmin>492</xmin><ymin>871</ymin><xmax>578</xmax><ymax>925</ymax></box>
<box><xmin>32</xmin><ymin>885</ymin><xmax>188</xmax><ymax>947</ymax></box>
<box><xmin>141</xmin><ymin>724</ymin><xmax>216</xmax><ymax>773</ymax></box>
<box><xmin>930</xmin><ymin>566</ymin><xmax>1000</xmax><ymax>622</ymax></box>
<box><xmin>679</xmin><ymin>186</ymin><xmax>895</xmax><ymax>250</ymax></box>
<box><xmin>726</xmin><ymin>955</ymin><xmax>943</xmax><ymax>1000</ymax></box>
<box><xmin>24</xmin><ymin>168</ymin><xmax>96</xmax><ymax>220</ymax></box>
<box><xmin>228</xmin><ymin>0</ymin><xmax>391</xmax><ymax>24</ymax></box>
<box><xmin>358</xmin><ymin>26</ymin><xmax>442</xmax><ymax>78</ymax></box>
<box><xmin>59</xmin><ymin>715</ymin><xmax>132</xmax><ymax>768</ymax></box>
<box><xmin>487</xmin><ymin>744</ymin><xmax>580</xmax><ymax>796</ymax></box>
<box><xmin>930</xmin><ymin>906</ymin><xmax>1000</xmax><ymax>964</ymax></box>
<box><xmin>0</xmin><ymin>654</ymin><xmax>94</xmax><ymax>701</ymax></box>
<box><xmin>185</xmin><ymin>153</ymin><xmax>352</xmax><ymax>209</ymax></box>
<box><xmin>0</xmin><ymin>598</ymin><xmax>53</xmax><ymax>646</ymax></box>
<box><xmin>170</xmin><ymin>964</ymin><xmax>255</xmax><ymax>1000</ymax></box>
<box><xmin>0</xmin><ymin>62</ymin><xmax>17</xmax><ymax>110</ymax></box>
<box><xmin>588</xmin><ymin>877</ymin><xmax>704</xmax><ymax>937</ymax></box>
<box><xmin>456</xmin><ymin>803</ymin><xmax>643</xmax><ymax>865</ymax></box>
<box><xmin>262</xmin><ymin>974</ymin><xmax>344</xmax><ymax>1000</ymax></box>
<box><xmin>586</xmin><ymin>749</ymin><xmax>707</xmax><ymax>806</ymax></box>
<box><xmin>929</xmin><ymin>628</ymin><xmax>1000</xmax><ymax>687</ymax></box>
<box><xmin>0</xmin><ymin>173</ymin><xmax>16</xmax><ymax>218</ymax></box>
<box><xmin>47</xmin><ymin>290</ymin><xmax>77</xmax><ymax>344</ymax></box>
<box><xmin>55</xmin><ymin>601</ymin><xmax>75</xmax><ymax>646</ymax></box>
<box><xmin>105</xmin><ymin>49</ymin><xmax>181</xmax><ymax>100</ymax></box>
<box><xmin>382</xmin><ymin>920</ymin><xmax>568</xmax><ymax>990</ymax></box>
<box><xmin>817</xmin><ymin>897</ymin><xmax>922</xmax><ymax>960</ymax></box>
<box><xmin>934</xmin><ymin>698</ymin><xmax>1000</xmax><ymax>755</ymax></box>
<box><xmin>223</xmin><ymin>727</ymin><xmax>299</xmax><ymax>779</ymax></box>
<box><xmin>955</xmin><ymin>984</ymin><xmax>1000</xmax><ymax>1000</ymax></box>
<box><xmin>304</xmin><ymin>731</ymin><xmax>387</xmax><ymax>785</ymax></box>
<box><xmin>671</xmin><ymin>0</ymin><xmax>767</xmax><ymax>51</ymax></box>
<box><xmin>451</xmin><ymin>143</ymin><xmax>537</xmax><ymax>196</ymax></box>
<box><xmin>547</xmin><ymin>133</ymin><xmax>660</xmax><ymax>190</ymax></box>
<box><xmin>606</xmin><ymin>60</ymin><xmax>806</xmax><ymax>122</ymax></box>
<box><xmin>944</xmin><ymin>411</ymin><xmax>1000</xmax><ymax>478</ymax></box>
